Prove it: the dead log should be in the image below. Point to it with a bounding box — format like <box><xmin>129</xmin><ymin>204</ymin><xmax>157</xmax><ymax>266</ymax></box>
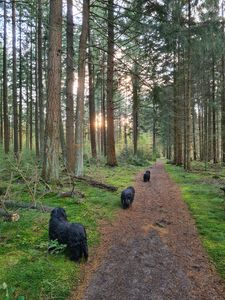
<box><xmin>73</xmin><ymin>176</ymin><xmax>118</xmax><ymax>192</ymax></box>
<box><xmin>58</xmin><ymin>190</ymin><xmax>85</xmax><ymax>198</ymax></box>
<box><xmin>1</xmin><ymin>200</ymin><xmax>54</xmax><ymax>212</ymax></box>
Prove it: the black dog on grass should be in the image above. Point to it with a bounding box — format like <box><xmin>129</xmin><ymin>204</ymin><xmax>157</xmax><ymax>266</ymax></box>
<box><xmin>49</xmin><ymin>207</ymin><xmax>88</xmax><ymax>261</ymax></box>
<box><xmin>121</xmin><ymin>186</ymin><xmax>135</xmax><ymax>209</ymax></box>
<box><xmin>143</xmin><ymin>170</ymin><xmax>151</xmax><ymax>182</ymax></box>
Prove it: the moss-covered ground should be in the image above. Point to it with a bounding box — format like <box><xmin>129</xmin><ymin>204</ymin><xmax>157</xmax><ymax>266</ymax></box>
<box><xmin>165</xmin><ymin>162</ymin><xmax>225</xmax><ymax>280</ymax></box>
<box><xmin>0</xmin><ymin>151</ymin><xmax>146</xmax><ymax>300</ymax></box>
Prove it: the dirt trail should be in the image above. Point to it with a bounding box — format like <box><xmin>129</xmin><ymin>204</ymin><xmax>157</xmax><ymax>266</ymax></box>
<box><xmin>70</xmin><ymin>162</ymin><xmax>225</xmax><ymax>300</ymax></box>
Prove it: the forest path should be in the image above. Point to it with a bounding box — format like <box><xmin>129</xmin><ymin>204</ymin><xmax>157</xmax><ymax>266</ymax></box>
<box><xmin>70</xmin><ymin>162</ymin><xmax>225</xmax><ymax>300</ymax></box>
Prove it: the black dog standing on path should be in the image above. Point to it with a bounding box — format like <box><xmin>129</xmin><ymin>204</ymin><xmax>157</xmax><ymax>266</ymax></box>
<box><xmin>143</xmin><ymin>170</ymin><xmax>151</xmax><ymax>182</ymax></box>
<box><xmin>49</xmin><ymin>207</ymin><xmax>88</xmax><ymax>262</ymax></box>
<box><xmin>121</xmin><ymin>186</ymin><xmax>135</xmax><ymax>209</ymax></box>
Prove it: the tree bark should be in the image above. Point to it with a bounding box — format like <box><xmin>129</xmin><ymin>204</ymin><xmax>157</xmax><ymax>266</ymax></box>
<box><xmin>12</xmin><ymin>0</ymin><xmax>18</xmax><ymax>157</ymax></box>
<box><xmin>186</xmin><ymin>0</ymin><xmax>192</xmax><ymax>170</ymax></box>
<box><xmin>152</xmin><ymin>85</ymin><xmax>159</xmax><ymax>158</ymax></box>
<box><xmin>204</xmin><ymin>98</ymin><xmax>208</xmax><ymax>169</ymax></box>
<box><xmin>19</xmin><ymin>7</ymin><xmax>23</xmax><ymax>152</ymax></box>
<box><xmin>66</xmin><ymin>0</ymin><xmax>75</xmax><ymax>172</ymax></box>
<box><xmin>35</xmin><ymin>24</ymin><xmax>40</xmax><ymax>157</ymax></box>
<box><xmin>42</xmin><ymin>0</ymin><xmax>62</xmax><ymax>182</ymax></box>
<box><xmin>132</xmin><ymin>62</ymin><xmax>139</xmax><ymax>156</ymax></box>
<box><xmin>173</xmin><ymin>51</ymin><xmax>177</xmax><ymax>164</ymax></box>
<box><xmin>74</xmin><ymin>0</ymin><xmax>89</xmax><ymax>176</ymax></box>
<box><xmin>0</xmin><ymin>84</ymin><xmax>2</xmax><ymax>143</ymax></box>
<box><xmin>26</xmin><ymin>59</ymin><xmax>29</xmax><ymax>149</ymax></box>
<box><xmin>101</xmin><ymin>53</ymin><xmax>107</xmax><ymax>156</ymax></box>
<box><xmin>60</xmin><ymin>112</ymin><xmax>66</xmax><ymax>165</ymax></box>
<box><xmin>88</xmin><ymin>25</ymin><xmax>97</xmax><ymax>159</ymax></box>
<box><xmin>30</xmin><ymin>28</ymin><xmax>33</xmax><ymax>151</ymax></box>
<box><xmin>192</xmin><ymin>100</ymin><xmax>197</xmax><ymax>161</ymax></box>
<box><xmin>197</xmin><ymin>99</ymin><xmax>203</xmax><ymax>160</ymax></box>
<box><xmin>212</xmin><ymin>51</ymin><xmax>217</xmax><ymax>163</ymax></box>
<box><xmin>3</xmin><ymin>0</ymin><xmax>9</xmax><ymax>154</ymax></box>
<box><xmin>38</xmin><ymin>0</ymin><xmax>44</xmax><ymax>159</ymax></box>
<box><xmin>208</xmin><ymin>86</ymin><xmax>212</xmax><ymax>161</ymax></box>
<box><xmin>221</xmin><ymin>51</ymin><xmax>225</xmax><ymax>162</ymax></box>
<box><xmin>176</xmin><ymin>47</ymin><xmax>183</xmax><ymax>165</ymax></box>
<box><xmin>106</xmin><ymin>0</ymin><xmax>117</xmax><ymax>166</ymax></box>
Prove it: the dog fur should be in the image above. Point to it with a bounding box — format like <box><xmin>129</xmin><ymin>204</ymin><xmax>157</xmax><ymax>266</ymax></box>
<box><xmin>49</xmin><ymin>207</ymin><xmax>88</xmax><ymax>261</ymax></box>
<box><xmin>143</xmin><ymin>170</ymin><xmax>151</xmax><ymax>182</ymax></box>
<box><xmin>121</xmin><ymin>186</ymin><xmax>135</xmax><ymax>209</ymax></box>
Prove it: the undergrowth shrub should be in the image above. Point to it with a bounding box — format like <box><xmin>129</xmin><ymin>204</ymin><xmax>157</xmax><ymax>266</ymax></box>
<box><xmin>118</xmin><ymin>148</ymin><xmax>151</xmax><ymax>166</ymax></box>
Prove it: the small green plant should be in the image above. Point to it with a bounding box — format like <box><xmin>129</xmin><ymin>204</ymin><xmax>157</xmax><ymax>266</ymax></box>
<box><xmin>0</xmin><ymin>282</ymin><xmax>15</xmax><ymax>300</ymax></box>
<box><xmin>48</xmin><ymin>240</ymin><xmax>67</xmax><ymax>255</ymax></box>
<box><xmin>118</xmin><ymin>148</ymin><xmax>151</xmax><ymax>166</ymax></box>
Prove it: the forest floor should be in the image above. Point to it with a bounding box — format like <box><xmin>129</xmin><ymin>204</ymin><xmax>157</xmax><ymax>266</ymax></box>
<box><xmin>70</xmin><ymin>162</ymin><xmax>225</xmax><ymax>300</ymax></box>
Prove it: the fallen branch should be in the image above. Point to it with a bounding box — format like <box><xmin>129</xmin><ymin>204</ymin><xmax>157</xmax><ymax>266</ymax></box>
<box><xmin>1</xmin><ymin>200</ymin><xmax>54</xmax><ymax>212</ymax></box>
<box><xmin>74</xmin><ymin>176</ymin><xmax>118</xmax><ymax>192</ymax></box>
<box><xmin>58</xmin><ymin>190</ymin><xmax>85</xmax><ymax>198</ymax></box>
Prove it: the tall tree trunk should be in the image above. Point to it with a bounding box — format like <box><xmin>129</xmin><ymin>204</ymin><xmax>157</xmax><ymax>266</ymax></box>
<box><xmin>198</xmin><ymin>99</ymin><xmax>203</xmax><ymax>160</ymax></box>
<box><xmin>19</xmin><ymin>7</ymin><xmax>23</xmax><ymax>152</ymax></box>
<box><xmin>221</xmin><ymin>1</ymin><xmax>225</xmax><ymax>163</ymax></box>
<box><xmin>132</xmin><ymin>62</ymin><xmax>139</xmax><ymax>156</ymax></box>
<box><xmin>35</xmin><ymin>23</ymin><xmax>40</xmax><ymax>157</ymax></box>
<box><xmin>186</xmin><ymin>0</ymin><xmax>192</xmax><ymax>170</ymax></box>
<box><xmin>74</xmin><ymin>0</ymin><xmax>89</xmax><ymax>176</ymax></box>
<box><xmin>183</xmin><ymin>53</ymin><xmax>187</xmax><ymax>169</ymax></box>
<box><xmin>38</xmin><ymin>0</ymin><xmax>44</xmax><ymax>159</ymax></box>
<box><xmin>152</xmin><ymin>85</ymin><xmax>159</xmax><ymax>158</ymax></box>
<box><xmin>208</xmin><ymin>87</ymin><xmax>212</xmax><ymax>161</ymax></box>
<box><xmin>176</xmin><ymin>56</ymin><xmax>183</xmax><ymax>165</ymax></box>
<box><xmin>173</xmin><ymin>51</ymin><xmax>177</xmax><ymax>163</ymax></box>
<box><xmin>212</xmin><ymin>51</ymin><xmax>217</xmax><ymax>163</ymax></box>
<box><xmin>30</xmin><ymin>29</ymin><xmax>33</xmax><ymax>151</ymax></box>
<box><xmin>60</xmin><ymin>112</ymin><xmax>66</xmax><ymax>165</ymax></box>
<box><xmin>26</xmin><ymin>58</ymin><xmax>29</xmax><ymax>149</ymax></box>
<box><xmin>201</xmin><ymin>101</ymin><xmax>204</xmax><ymax>161</ymax></box>
<box><xmin>101</xmin><ymin>53</ymin><xmax>107</xmax><ymax>156</ymax></box>
<box><xmin>204</xmin><ymin>99</ymin><xmax>208</xmax><ymax>169</ymax></box>
<box><xmin>174</xmin><ymin>46</ymin><xmax>182</xmax><ymax>165</ymax></box>
<box><xmin>12</xmin><ymin>0</ymin><xmax>18</xmax><ymax>157</ymax></box>
<box><xmin>167</xmin><ymin>124</ymin><xmax>172</xmax><ymax>160</ymax></box>
<box><xmin>3</xmin><ymin>0</ymin><xmax>9</xmax><ymax>153</ymax></box>
<box><xmin>221</xmin><ymin>51</ymin><xmax>225</xmax><ymax>162</ymax></box>
<box><xmin>66</xmin><ymin>0</ymin><xmax>75</xmax><ymax>172</ymax></box>
<box><xmin>42</xmin><ymin>0</ymin><xmax>62</xmax><ymax>182</ymax></box>
<box><xmin>106</xmin><ymin>0</ymin><xmax>117</xmax><ymax>166</ymax></box>
<box><xmin>192</xmin><ymin>100</ymin><xmax>197</xmax><ymax>160</ymax></box>
<box><xmin>0</xmin><ymin>81</ymin><xmax>2</xmax><ymax>144</ymax></box>
<box><xmin>88</xmin><ymin>26</ymin><xmax>97</xmax><ymax>159</ymax></box>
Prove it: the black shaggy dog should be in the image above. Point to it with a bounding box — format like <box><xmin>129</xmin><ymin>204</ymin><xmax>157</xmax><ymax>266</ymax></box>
<box><xmin>49</xmin><ymin>207</ymin><xmax>88</xmax><ymax>262</ymax></box>
<box><xmin>143</xmin><ymin>170</ymin><xmax>151</xmax><ymax>182</ymax></box>
<box><xmin>121</xmin><ymin>186</ymin><xmax>135</xmax><ymax>209</ymax></box>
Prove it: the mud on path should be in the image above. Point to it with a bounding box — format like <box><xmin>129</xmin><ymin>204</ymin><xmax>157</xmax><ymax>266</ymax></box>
<box><xmin>70</xmin><ymin>162</ymin><xmax>225</xmax><ymax>300</ymax></box>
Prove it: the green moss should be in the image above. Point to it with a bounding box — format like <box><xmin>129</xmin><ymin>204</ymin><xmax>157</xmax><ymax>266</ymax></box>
<box><xmin>166</xmin><ymin>164</ymin><xmax>225</xmax><ymax>280</ymax></box>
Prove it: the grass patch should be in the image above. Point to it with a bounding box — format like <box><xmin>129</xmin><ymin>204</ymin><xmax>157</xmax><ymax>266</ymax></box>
<box><xmin>0</xmin><ymin>156</ymin><xmax>146</xmax><ymax>300</ymax></box>
<box><xmin>166</xmin><ymin>164</ymin><xmax>225</xmax><ymax>280</ymax></box>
